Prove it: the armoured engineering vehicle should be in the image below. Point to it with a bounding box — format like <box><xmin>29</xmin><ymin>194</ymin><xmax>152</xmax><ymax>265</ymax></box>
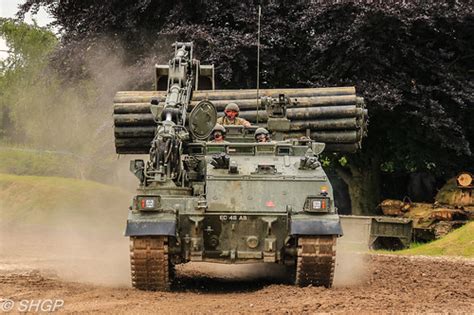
<box><xmin>113</xmin><ymin>42</ymin><xmax>368</xmax><ymax>290</ymax></box>
<box><xmin>380</xmin><ymin>172</ymin><xmax>473</xmax><ymax>242</ymax></box>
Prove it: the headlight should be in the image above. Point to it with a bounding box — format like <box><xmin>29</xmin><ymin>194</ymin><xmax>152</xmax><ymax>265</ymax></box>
<box><xmin>134</xmin><ymin>196</ymin><xmax>161</xmax><ymax>211</ymax></box>
<box><xmin>304</xmin><ymin>197</ymin><xmax>330</xmax><ymax>213</ymax></box>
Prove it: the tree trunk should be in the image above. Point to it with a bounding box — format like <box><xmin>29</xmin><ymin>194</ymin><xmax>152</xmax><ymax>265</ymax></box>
<box><xmin>336</xmin><ymin>157</ymin><xmax>381</xmax><ymax>216</ymax></box>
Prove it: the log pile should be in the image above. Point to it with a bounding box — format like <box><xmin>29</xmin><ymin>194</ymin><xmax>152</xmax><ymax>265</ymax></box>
<box><xmin>113</xmin><ymin>87</ymin><xmax>368</xmax><ymax>154</ymax></box>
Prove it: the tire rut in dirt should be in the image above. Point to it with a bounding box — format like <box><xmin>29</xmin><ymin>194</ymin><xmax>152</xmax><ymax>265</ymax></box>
<box><xmin>296</xmin><ymin>235</ymin><xmax>336</xmax><ymax>288</ymax></box>
<box><xmin>130</xmin><ymin>236</ymin><xmax>174</xmax><ymax>291</ymax></box>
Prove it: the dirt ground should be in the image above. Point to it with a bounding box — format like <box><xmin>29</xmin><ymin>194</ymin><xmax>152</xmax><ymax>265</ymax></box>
<box><xmin>1</xmin><ymin>245</ymin><xmax>473</xmax><ymax>314</ymax></box>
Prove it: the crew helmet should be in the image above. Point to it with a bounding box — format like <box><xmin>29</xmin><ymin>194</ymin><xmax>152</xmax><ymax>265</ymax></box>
<box><xmin>212</xmin><ymin>123</ymin><xmax>226</xmax><ymax>134</ymax></box>
<box><xmin>254</xmin><ymin>127</ymin><xmax>269</xmax><ymax>138</ymax></box>
<box><xmin>224</xmin><ymin>103</ymin><xmax>240</xmax><ymax>112</ymax></box>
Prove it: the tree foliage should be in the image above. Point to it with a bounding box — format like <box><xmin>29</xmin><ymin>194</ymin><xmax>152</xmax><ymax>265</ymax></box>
<box><xmin>0</xmin><ymin>18</ymin><xmax>58</xmax><ymax>140</ymax></box>
<box><xmin>0</xmin><ymin>18</ymin><xmax>57</xmax><ymax>70</ymax></box>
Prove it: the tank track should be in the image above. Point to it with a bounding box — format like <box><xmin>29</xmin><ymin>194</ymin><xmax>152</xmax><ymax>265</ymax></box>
<box><xmin>296</xmin><ymin>235</ymin><xmax>336</xmax><ymax>288</ymax></box>
<box><xmin>129</xmin><ymin>236</ymin><xmax>174</xmax><ymax>291</ymax></box>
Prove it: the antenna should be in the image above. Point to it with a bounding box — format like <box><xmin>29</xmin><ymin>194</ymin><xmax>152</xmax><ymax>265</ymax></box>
<box><xmin>256</xmin><ymin>5</ymin><xmax>261</xmax><ymax>124</ymax></box>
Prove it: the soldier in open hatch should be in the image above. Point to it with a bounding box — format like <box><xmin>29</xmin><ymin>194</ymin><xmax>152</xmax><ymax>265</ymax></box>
<box><xmin>216</xmin><ymin>103</ymin><xmax>251</xmax><ymax>127</ymax></box>
<box><xmin>209</xmin><ymin>124</ymin><xmax>228</xmax><ymax>143</ymax></box>
<box><xmin>255</xmin><ymin>127</ymin><xmax>272</xmax><ymax>143</ymax></box>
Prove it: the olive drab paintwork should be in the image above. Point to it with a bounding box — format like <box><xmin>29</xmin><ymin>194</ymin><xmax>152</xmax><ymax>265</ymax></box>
<box><xmin>206</xmin><ymin>143</ymin><xmax>331</xmax><ymax>213</ymax></box>
<box><xmin>115</xmin><ymin>42</ymin><xmax>368</xmax><ymax>291</ymax></box>
<box><xmin>126</xmin><ymin>136</ymin><xmax>341</xmax><ymax>259</ymax></box>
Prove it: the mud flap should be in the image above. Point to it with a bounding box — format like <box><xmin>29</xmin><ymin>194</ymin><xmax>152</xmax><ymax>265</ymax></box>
<box><xmin>290</xmin><ymin>219</ymin><xmax>342</xmax><ymax>236</ymax></box>
<box><xmin>124</xmin><ymin>211</ymin><xmax>176</xmax><ymax>236</ymax></box>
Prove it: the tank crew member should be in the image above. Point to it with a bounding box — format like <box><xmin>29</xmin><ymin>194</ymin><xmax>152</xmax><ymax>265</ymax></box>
<box><xmin>210</xmin><ymin>124</ymin><xmax>228</xmax><ymax>143</ymax></box>
<box><xmin>255</xmin><ymin>127</ymin><xmax>271</xmax><ymax>143</ymax></box>
<box><xmin>216</xmin><ymin>103</ymin><xmax>251</xmax><ymax>127</ymax></box>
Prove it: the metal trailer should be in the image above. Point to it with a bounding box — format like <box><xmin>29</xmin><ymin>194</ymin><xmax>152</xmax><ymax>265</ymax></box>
<box><xmin>339</xmin><ymin>215</ymin><xmax>412</xmax><ymax>250</ymax></box>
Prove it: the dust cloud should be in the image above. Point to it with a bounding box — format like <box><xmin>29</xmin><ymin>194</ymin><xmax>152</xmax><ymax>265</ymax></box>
<box><xmin>0</xmin><ymin>190</ymin><xmax>132</xmax><ymax>286</ymax></box>
<box><xmin>333</xmin><ymin>250</ymin><xmax>369</xmax><ymax>287</ymax></box>
<box><xmin>0</xmin><ymin>38</ymin><xmax>149</xmax><ymax>286</ymax></box>
<box><xmin>176</xmin><ymin>240</ymin><xmax>370</xmax><ymax>287</ymax></box>
<box><xmin>0</xmin><ymin>215</ymin><xmax>369</xmax><ymax>288</ymax></box>
<box><xmin>0</xmin><ymin>226</ymin><xmax>130</xmax><ymax>286</ymax></box>
<box><xmin>1</xmin><ymin>35</ymin><xmax>175</xmax><ymax>186</ymax></box>
<box><xmin>0</xmin><ymin>211</ymin><xmax>370</xmax><ymax>288</ymax></box>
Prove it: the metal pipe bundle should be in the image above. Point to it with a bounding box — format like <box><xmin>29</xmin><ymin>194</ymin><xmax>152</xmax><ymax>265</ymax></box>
<box><xmin>114</xmin><ymin>87</ymin><xmax>368</xmax><ymax>154</ymax></box>
<box><xmin>113</xmin><ymin>87</ymin><xmax>356</xmax><ymax>103</ymax></box>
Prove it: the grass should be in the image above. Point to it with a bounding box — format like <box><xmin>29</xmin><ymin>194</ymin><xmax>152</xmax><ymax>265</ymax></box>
<box><xmin>0</xmin><ymin>147</ymin><xmax>80</xmax><ymax>178</ymax></box>
<box><xmin>0</xmin><ymin>146</ymin><xmax>122</xmax><ymax>183</ymax></box>
<box><xmin>377</xmin><ymin>222</ymin><xmax>474</xmax><ymax>258</ymax></box>
<box><xmin>0</xmin><ymin>173</ymin><xmax>131</xmax><ymax>227</ymax></box>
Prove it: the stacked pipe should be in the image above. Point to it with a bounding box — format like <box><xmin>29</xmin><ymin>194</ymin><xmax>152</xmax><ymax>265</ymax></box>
<box><xmin>113</xmin><ymin>87</ymin><xmax>368</xmax><ymax>154</ymax></box>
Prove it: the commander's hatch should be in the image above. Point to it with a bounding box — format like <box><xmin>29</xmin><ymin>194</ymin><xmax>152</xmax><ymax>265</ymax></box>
<box><xmin>188</xmin><ymin>101</ymin><xmax>217</xmax><ymax>140</ymax></box>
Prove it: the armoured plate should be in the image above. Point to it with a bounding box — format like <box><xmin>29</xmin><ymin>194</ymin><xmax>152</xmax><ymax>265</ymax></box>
<box><xmin>178</xmin><ymin>213</ymin><xmax>288</xmax><ymax>261</ymax></box>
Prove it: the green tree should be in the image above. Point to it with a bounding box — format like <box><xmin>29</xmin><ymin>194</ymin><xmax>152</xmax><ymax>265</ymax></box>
<box><xmin>0</xmin><ymin>18</ymin><xmax>57</xmax><ymax>141</ymax></box>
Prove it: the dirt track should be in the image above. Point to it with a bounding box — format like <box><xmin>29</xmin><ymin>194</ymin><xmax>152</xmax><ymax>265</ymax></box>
<box><xmin>1</xmin><ymin>254</ymin><xmax>473</xmax><ymax>314</ymax></box>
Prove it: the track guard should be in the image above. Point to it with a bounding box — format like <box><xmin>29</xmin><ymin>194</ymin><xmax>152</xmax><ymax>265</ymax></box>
<box><xmin>290</xmin><ymin>218</ymin><xmax>343</xmax><ymax>236</ymax></box>
<box><xmin>125</xmin><ymin>211</ymin><xmax>177</xmax><ymax>236</ymax></box>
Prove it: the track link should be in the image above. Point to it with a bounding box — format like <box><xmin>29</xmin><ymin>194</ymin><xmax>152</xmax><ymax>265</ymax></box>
<box><xmin>129</xmin><ymin>236</ymin><xmax>173</xmax><ymax>291</ymax></box>
<box><xmin>296</xmin><ymin>235</ymin><xmax>336</xmax><ymax>288</ymax></box>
